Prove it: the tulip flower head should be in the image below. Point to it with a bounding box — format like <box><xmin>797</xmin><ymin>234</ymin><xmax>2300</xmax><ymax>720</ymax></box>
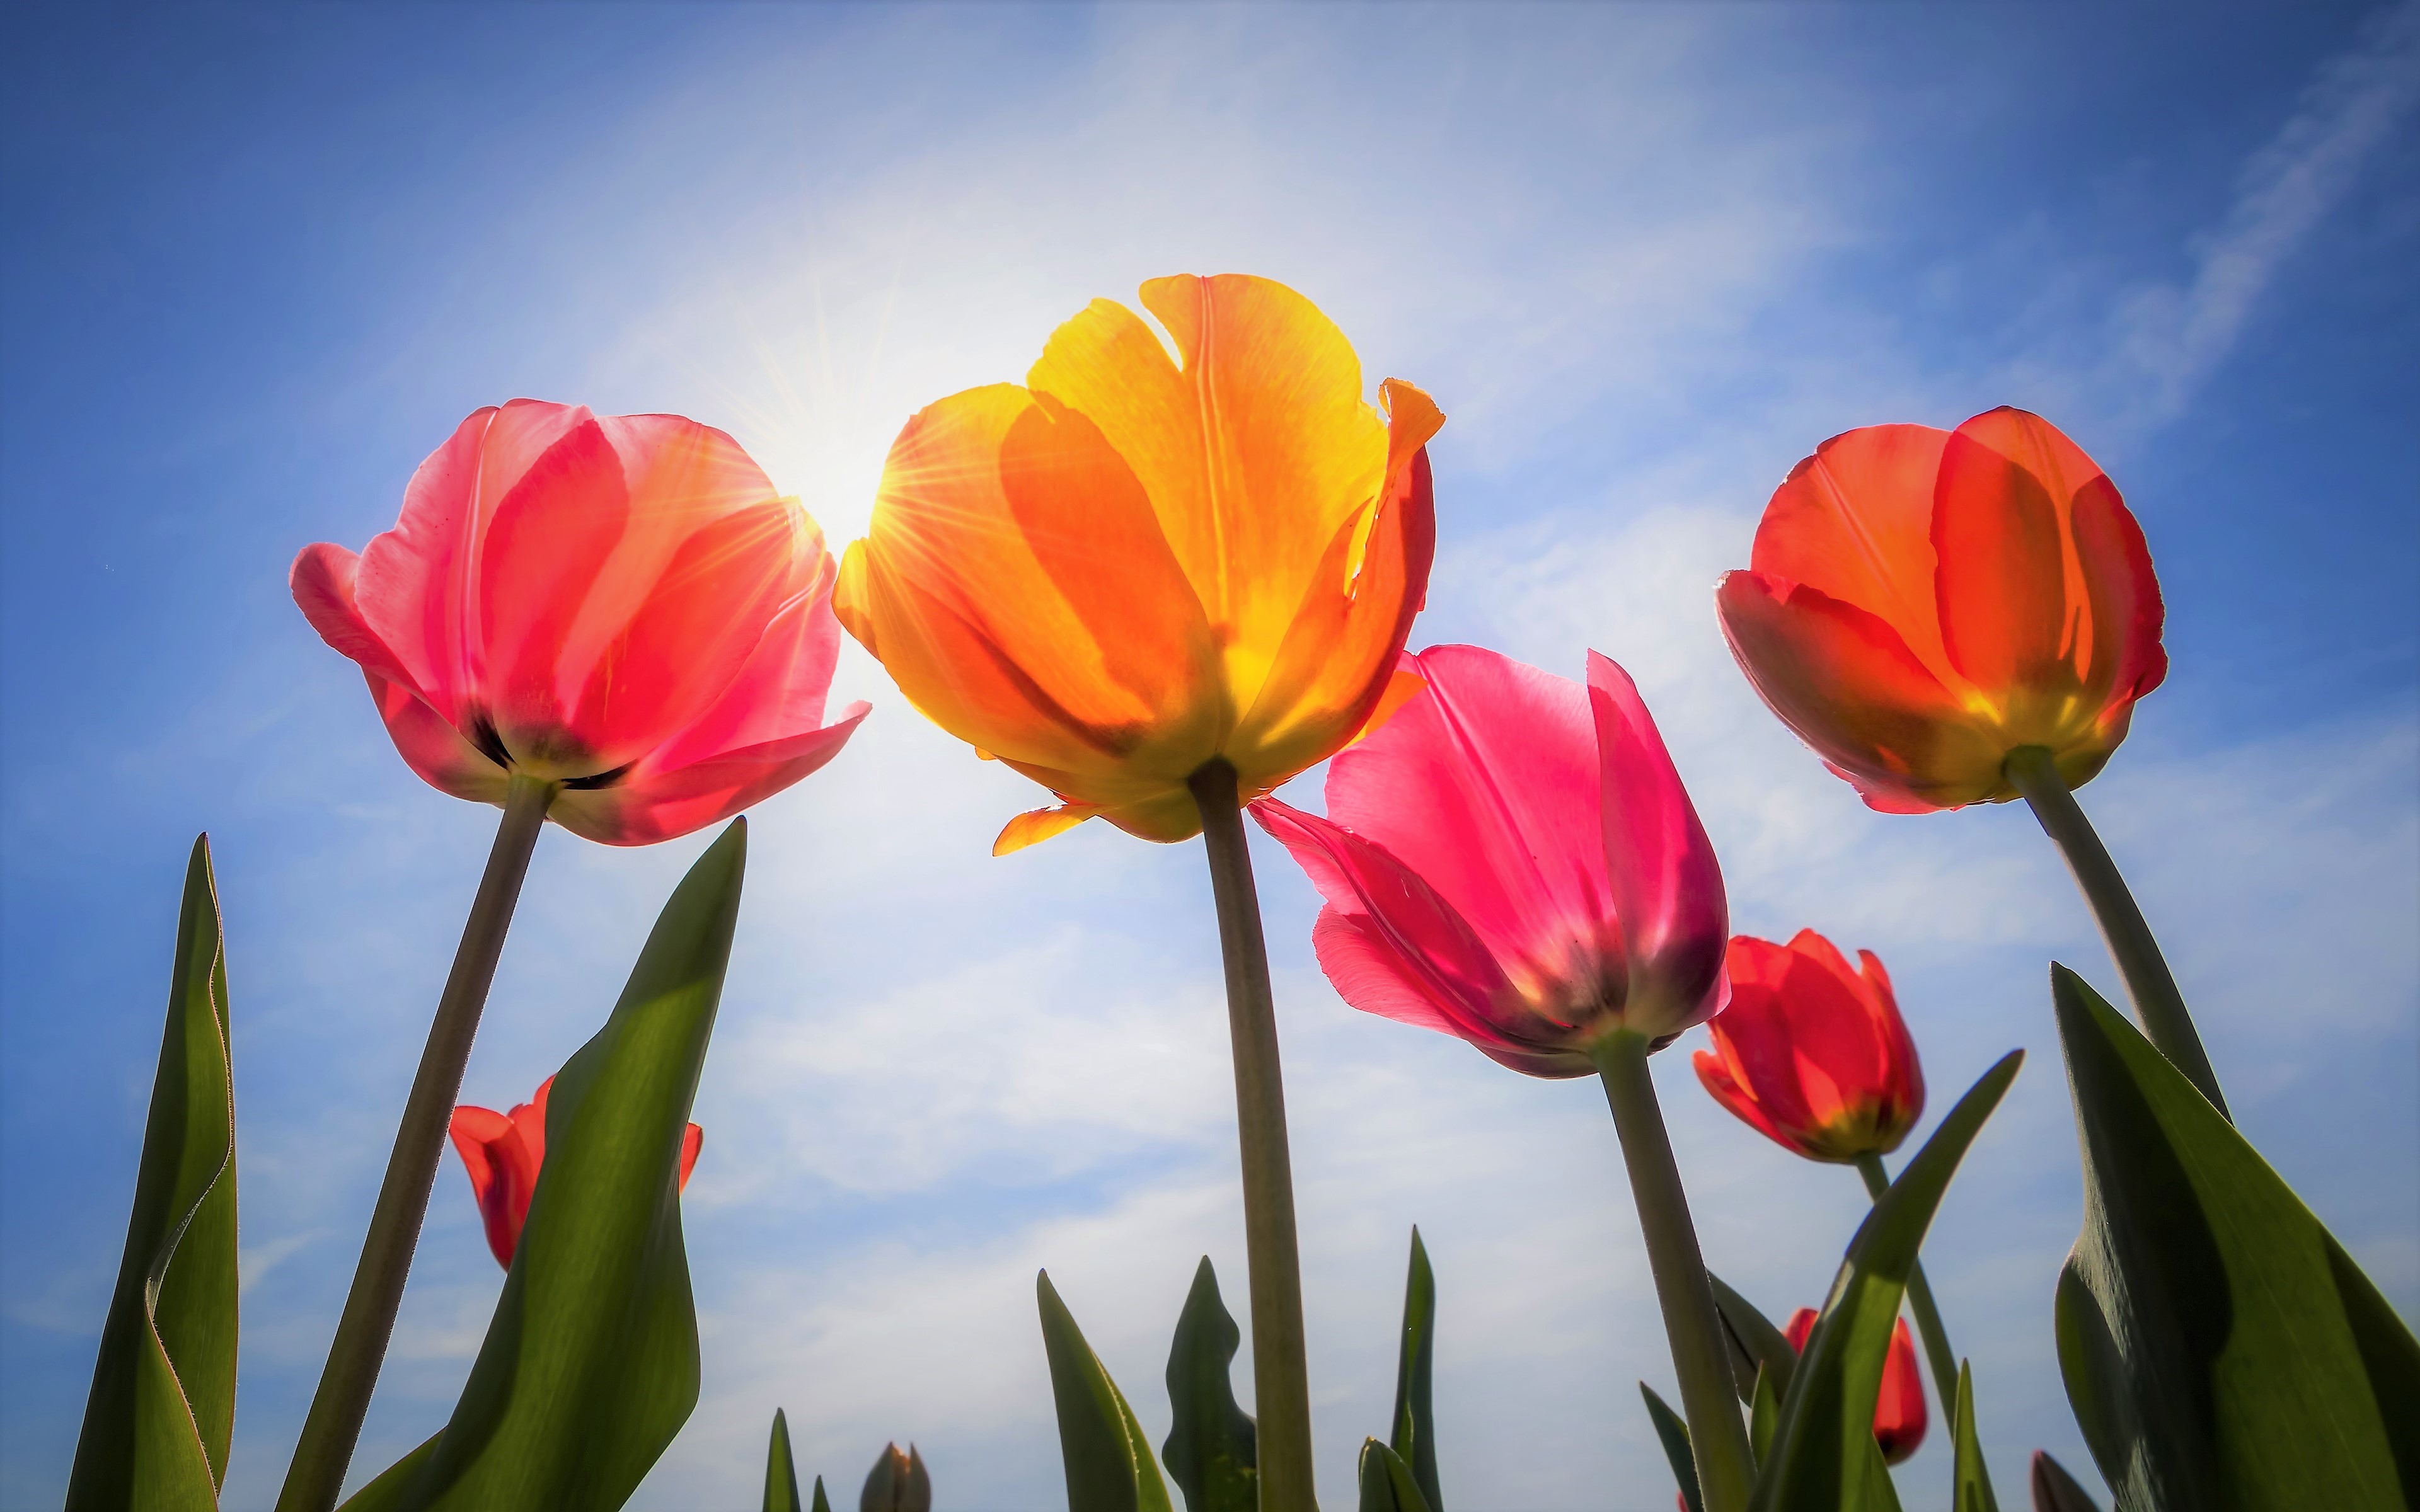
<box><xmin>834</xmin><ymin>274</ymin><xmax>1444</xmax><ymax>854</ymax></box>
<box><xmin>860</xmin><ymin>1443</ymin><xmax>931</xmax><ymax>1512</ymax></box>
<box><xmin>447</xmin><ymin>1076</ymin><xmax>703</xmax><ymax>1269</ymax></box>
<box><xmin>294</xmin><ymin>399</ymin><xmax>869</xmax><ymax>844</ymax></box>
<box><xmin>1717</xmin><ymin>408</ymin><xmax>2164</xmax><ymax>813</ymax></box>
<box><xmin>1254</xmin><ymin>646</ymin><xmax>1727</xmax><ymax>1074</ymax></box>
<box><xmin>1785</xmin><ymin>1308</ymin><xmax>1928</xmax><ymax>1465</ymax></box>
<box><xmin>1695</xmin><ymin>930</ymin><xmax>1925</xmax><ymax>1162</ymax></box>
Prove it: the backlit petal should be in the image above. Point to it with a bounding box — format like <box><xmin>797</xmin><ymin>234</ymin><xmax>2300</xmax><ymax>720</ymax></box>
<box><xmin>994</xmin><ymin>802</ymin><xmax>1103</xmax><ymax>856</ymax></box>
<box><xmin>1587</xmin><ymin>653</ymin><xmax>1726</xmax><ymax>1034</ymax></box>
<box><xmin>1932</xmin><ymin>415</ymin><xmax>2076</xmax><ymax>701</ymax></box>
<box><xmin>550</xmin><ymin>702</ymin><xmax>868</xmax><ymax>846</ymax></box>
<box><xmin>1752</xmin><ymin>423</ymin><xmax>1957</xmax><ymax>687</ymax></box>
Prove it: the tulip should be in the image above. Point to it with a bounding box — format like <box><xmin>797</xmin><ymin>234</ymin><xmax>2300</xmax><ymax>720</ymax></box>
<box><xmin>1784</xmin><ymin>1309</ymin><xmax>1928</xmax><ymax>1465</ymax></box>
<box><xmin>294</xmin><ymin>398</ymin><xmax>868</xmax><ymax>845</ymax></box>
<box><xmin>1693</xmin><ymin>929</ymin><xmax>1961</xmax><ymax>1414</ymax></box>
<box><xmin>1254</xmin><ymin>644</ymin><xmax>1728</xmax><ymax>1068</ymax></box>
<box><xmin>1715</xmin><ymin>407</ymin><xmax>2162</xmax><ymax>815</ymax></box>
<box><xmin>281</xmin><ymin>400</ymin><xmax>860</xmax><ymax>1511</ymax></box>
<box><xmin>858</xmin><ymin>1443</ymin><xmax>930</xmax><ymax>1512</ymax></box>
<box><xmin>833</xmin><ymin>273</ymin><xmax>1441</xmax><ymax>855</ymax></box>
<box><xmin>1716</xmin><ymin>407</ymin><xmax>2224</xmax><ymax>1118</ymax></box>
<box><xmin>447</xmin><ymin>1076</ymin><xmax>703</xmax><ymax>1269</ymax></box>
<box><xmin>836</xmin><ymin>274</ymin><xmax>1441</xmax><ymax>1505</ymax></box>
<box><xmin>1257</xmin><ymin>644</ymin><xmax>1754</xmax><ymax>1510</ymax></box>
<box><xmin>1695</xmin><ymin>931</ymin><xmax>1922</xmax><ymax>1162</ymax></box>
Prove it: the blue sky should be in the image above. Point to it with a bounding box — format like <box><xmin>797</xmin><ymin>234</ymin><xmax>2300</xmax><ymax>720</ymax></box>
<box><xmin>3</xmin><ymin>3</ymin><xmax>2415</xmax><ymax>1508</ymax></box>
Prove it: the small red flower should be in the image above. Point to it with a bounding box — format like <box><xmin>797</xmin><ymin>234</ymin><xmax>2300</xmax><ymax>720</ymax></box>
<box><xmin>1695</xmin><ymin>931</ymin><xmax>1925</xmax><ymax>1162</ymax></box>
<box><xmin>447</xmin><ymin>1076</ymin><xmax>703</xmax><ymax>1269</ymax></box>
<box><xmin>1785</xmin><ymin>1308</ymin><xmax>1928</xmax><ymax>1464</ymax></box>
<box><xmin>294</xmin><ymin>399</ymin><xmax>868</xmax><ymax>844</ymax></box>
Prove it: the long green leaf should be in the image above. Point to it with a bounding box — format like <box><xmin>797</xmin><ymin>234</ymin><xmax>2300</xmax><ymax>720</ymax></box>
<box><xmin>1639</xmin><ymin>1383</ymin><xmax>1703</xmax><ymax>1512</ymax></box>
<box><xmin>1750</xmin><ymin>1050</ymin><xmax>2024</xmax><ymax>1512</ymax></box>
<box><xmin>1039</xmin><ymin>1270</ymin><xmax>1174</xmax><ymax>1512</ymax></box>
<box><xmin>1356</xmin><ymin>1438</ymin><xmax>1434</xmax><ymax>1512</ymax></box>
<box><xmin>2050</xmin><ymin>965</ymin><xmax>2417</xmax><ymax>1510</ymax></box>
<box><xmin>66</xmin><ymin>835</ymin><xmax>237</xmax><ymax>1512</ymax></box>
<box><xmin>1163</xmin><ymin>1257</ymin><xmax>1256</xmax><ymax>1512</ymax></box>
<box><xmin>2026</xmin><ymin>1451</ymin><xmax>2102</xmax><ymax>1512</ymax></box>
<box><xmin>1749</xmin><ymin>1363</ymin><xmax>1780</xmax><ymax>1465</ymax></box>
<box><xmin>1386</xmin><ymin>1227</ymin><xmax>1443</xmax><ymax>1511</ymax></box>
<box><xmin>766</xmin><ymin>1409</ymin><xmax>803</xmax><ymax>1512</ymax></box>
<box><xmin>1952</xmin><ymin>1362</ymin><xmax>1998</xmax><ymax>1512</ymax></box>
<box><xmin>1709</xmin><ymin>1273</ymin><xmax>1795</xmax><ymax>1406</ymax></box>
<box><xmin>343</xmin><ymin>820</ymin><xmax>747</xmax><ymax>1511</ymax></box>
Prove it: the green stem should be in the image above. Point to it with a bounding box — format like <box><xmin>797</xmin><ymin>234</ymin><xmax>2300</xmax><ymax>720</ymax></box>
<box><xmin>1855</xmin><ymin>1154</ymin><xmax>1961</xmax><ymax>1418</ymax></box>
<box><xmin>1593</xmin><ymin>1031</ymin><xmax>1755</xmax><ymax>1512</ymax></box>
<box><xmin>2003</xmin><ymin>745</ymin><xmax>2227</xmax><ymax>1119</ymax></box>
<box><xmin>1189</xmin><ymin>761</ymin><xmax>1317</xmax><ymax>1511</ymax></box>
<box><xmin>275</xmin><ymin>774</ymin><xmax>556</xmax><ymax>1512</ymax></box>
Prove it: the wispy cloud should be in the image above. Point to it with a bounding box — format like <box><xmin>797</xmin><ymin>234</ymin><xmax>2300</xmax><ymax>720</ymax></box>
<box><xmin>2100</xmin><ymin>0</ymin><xmax>2420</xmax><ymax>426</ymax></box>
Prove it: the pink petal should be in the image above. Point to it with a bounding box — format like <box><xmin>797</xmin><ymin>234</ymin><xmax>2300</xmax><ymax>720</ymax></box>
<box><xmin>1252</xmin><ymin>797</ymin><xmax>1561</xmax><ymax>1062</ymax></box>
<box><xmin>365</xmin><ymin>669</ymin><xmax>510</xmax><ymax>808</ymax></box>
<box><xmin>550</xmin><ymin>702</ymin><xmax>868</xmax><ymax>846</ymax></box>
<box><xmin>635</xmin><ymin>586</ymin><xmax>843</xmax><ymax>776</ymax></box>
<box><xmin>1586</xmin><ymin>653</ymin><xmax>1727</xmax><ymax>1034</ymax></box>
<box><xmin>1323</xmin><ymin>644</ymin><xmax>1611</xmax><ymax>975</ymax></box>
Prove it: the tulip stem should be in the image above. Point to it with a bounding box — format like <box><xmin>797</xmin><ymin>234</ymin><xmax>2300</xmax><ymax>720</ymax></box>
<box><xmin>2003</xmin><ymin>745</ymin><xmax>2227</xmax><ymax>1120</ymax></box>
<box><xmin>275</xmin><ymin>774</ymin><xmax>556</xmax><ymax>1512</ymax></box>
<box><xmin>1593</xmin><ymin>1030</ymin><xmax>1754</xmax><ymax>1512</ymax></box>
<box><xmin>1189</xmin><ymin>760</ymin><xmax>1318</xmax><ymax>1512</ymax></box>
<box><xmin>1854</xmin><ymin>1154</ymin><xmax>1962</xmax><ymax>1423</ymax></box>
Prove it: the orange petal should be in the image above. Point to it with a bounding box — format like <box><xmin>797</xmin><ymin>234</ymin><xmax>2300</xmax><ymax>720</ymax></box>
<box><xmin>844</xmin><ymin>385</ymin><xmax>1223</xmax><ymax>786</ymax></box>
<box><xmin>1751</xmin><ymin>423</ymin><xmax>1956</xmax><ymax>686</ymax></box>
<box><xmin>1027</xmin><ymin>275</ymin><xmax>1391</xmax><ymax>689</ymax></box>
<box><xmin>1717</xmin><ymin>570</ymin><xmax>2005</xmax><ymax>810</ymax></box>
<box><xmin>1932</xmin><ymin>420</ymin><xmax>2073</xmax><ymax>702</ymax></box>
<box><xmin>994</xmin><ymin>802</ymin><xmax>1103</xmax><ymax>856</ymax></box>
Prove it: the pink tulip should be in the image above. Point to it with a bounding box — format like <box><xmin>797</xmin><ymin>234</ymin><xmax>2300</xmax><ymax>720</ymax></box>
<box><xmin>1252</xmin><ymin>645</ymin><xmax>1727</xmax><ymax>1074</ymax></box>
<box><xmin>293</xmin><ymin>399</ymin><xmax>868</xmax><ymax>844</ymax></box>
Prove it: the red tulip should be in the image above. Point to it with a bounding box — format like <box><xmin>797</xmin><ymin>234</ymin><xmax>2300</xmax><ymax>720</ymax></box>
<box><xmin>1716</xmin><ymin>408</ymin><xmax>2164</xmax><ymax>813</ymax></box>
<box><xmin>1784</xmin><ymin>1307</ymin><xmax>1928</xmax><ymax>1464</ymax></box>
<box><xmin>1253</xmin><ymin>645</ymin><xmax>1727</xmax><ymax>1074</ymax></box>
<box><xmin>293</xmin><ymin>399</ymin><xmax>868</xmax><ymax>844</ymax></box>
<box><xmin>1694</xmin><ymin>931</ymin><xmax>1924</xmax><ymax>1162</ymax></box>
<box><xmin>447</xmin><ymin>1075</ymin><xmax>704</xmax><ymax>1269</ymax></box>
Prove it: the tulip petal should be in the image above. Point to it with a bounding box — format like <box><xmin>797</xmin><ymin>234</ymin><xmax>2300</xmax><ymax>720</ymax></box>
<box><xmin>292</xmin><ymin>543</ymin><xmax>427</xmax><ymax>702</ymax></box>
<box><xmin>994</xmin><ymin>802</ymin><xmax>1103</xmax><ymax>856</ymax></box>
<box><xmin>637</xmin><ymin>585</ymin><xmax>844</xmax><ymax>777</ymax></box>
<box><xmin>1587</xmin><ymin>653</ymin><xmax>1727</xmax><ymax>1031</ymax></box>
<box><xmin>841</xmin><ymin>385</ymin><xmax>1223</xmax><ymax>781</ymax></box>
<box><xmin>677</xmin><ymin>1124</ymin><xmax>703</xmax><ymax>1189</ymax></box>
<box><xmin>1027</xmin><ymin>275</ymin><xmax>1390</xmax><ymax>683</ymax></box>
<box><xmin>1751</xmin><ymin>423</ymin><xmax>1957</xmax><ymax>686</ymax></box>
<box><xmin>2070</xmin><ymin>474</ymin><xmax>2169</xmax><ymax>718</ymax></box>
<box><xmin>1323</xmin><ymin>644</ymin><xmax>1610</xmax><ymax>975</ymax></box>
<box><xmin>366</xmin><ymin>670</ymin><xmax>511</xmax><ymax>807</ymax></box>
<box><xmin>1253</xmin><ymin>798</ymin><xmax>1581</xmax><ymax>1068</ymax></box>
<box><xmin>1875</xmin><ymin>1319</ymin><xmax>1928</xmax><ymax>1464</ymax></box>
<box><xmin>352</xmin><ymin>400</ymin><xmax>592</xmax><ymax>719</ymax></box>
<box><xmin>1932</xmin><ymin>414</ymin><xmax>2075</xmax><ymax>701</ymax></box>
<box><xmin>550</xmin><ymin>701</ymin><xmax>868</xmax><ymax>847</ymax></box>
<box><xmin>1693</xmin><ymin>1045</ymin><xmax>1807</xmax><ymax>1155</ymax></box>
<box><xmin>1717</xmin><ymin>571</ymin><xmax>2007</xmax><ymax>811</ymax></box>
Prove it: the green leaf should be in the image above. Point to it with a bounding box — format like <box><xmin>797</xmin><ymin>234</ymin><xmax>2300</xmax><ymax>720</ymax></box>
<box><xmin>1952</xmin><ymin>1362</ymin><xmax>1998</xmax><ymax>1512</ymax></box>
<box><xmin>1750</xmin><ymin>1050</ymin><xmax>2024</xmax><ymax>1512</ymax></box>
<box><xmin>1039</xmin><ymin>1269</ymin><xmax>1174</xmax><ymax>1512</ymax></box>
<box><xmin>2026</xmin><ymin>1451</ymin><xmax>2102</xmax><ymax>1512</ymax></box>
<box><xmin>1162</xmin><ymin>1257</ymin><xmax>1257</xmax><ymax>1512</ymax></box>
<box><xmin>859</xmin><ymin>1443</ymin><xmax>930</xmax><ymax>1511</ymax></box>
<box><xmin>1639</xmin><ymin>1383</ymin><xmax>1703</xmax><ymax>1512</ymax></box>
<box><xmin>812</xmin><ymin>1476</ymin><xmax>833</xmax><ymax>1512</ymax></box>
<box><xmin>766</xmin><ymin>1409</ymin><xmax>804</xmax><ymax>1512</ymax></box>
<box><xmin>1710</xmin><ymin>1273</ymin><xmax>1795</xmax><ymax>1406</ymax></box>
<box><xmin>343</xmin><ymin>820</ymin><xmax>747</xmax><ymax>1511</ymax></box>
<box><xmin>67</xmin><ymin>835</ymin><xmax>237</xmax><ymax>1512</ymax></box>
<box><xmin>2050</xmin><ymin>965</ymin><xmax>2417</xmax><ymax>1511</ymax></box>
<box><xmin>1749</xmin><ymin>1363</ymin><xmax>1780</xmax><ymax>1466</ymax></box>
<box><xmin>1356</xmin><ymin>1438</ymin><xmax>1434</xmax><ymax>1512</ymax></box>
<box><xmin>1387</xmin><ymin>1225</ymin><xmax>1444</xmax><ymax>1512</ymax></box>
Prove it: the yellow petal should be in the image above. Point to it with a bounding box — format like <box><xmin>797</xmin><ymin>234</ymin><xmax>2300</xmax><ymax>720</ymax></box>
<box><xmin>994</xmin><ymin>803</ymin><xmax>1102</xmax><ymax>856</ymax></box>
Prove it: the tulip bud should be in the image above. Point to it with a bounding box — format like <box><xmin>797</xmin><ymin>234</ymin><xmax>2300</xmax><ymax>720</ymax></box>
<box><xmin>1694</xmin><ymin>931</ymin><xmax>1925</xmax><ymax>1163</ymax></box>
<box><xmin>1783</xmin><ymin>1309</ymin><xmax>1927</xmax><ymax>1465</ymax></box>
<box><xmin>860</xmin><ymin>1443</ymin><xmax>930</xmax><ymax>1512</ymax></box>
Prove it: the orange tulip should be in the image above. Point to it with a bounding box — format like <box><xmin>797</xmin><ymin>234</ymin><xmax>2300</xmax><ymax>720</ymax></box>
<box><xmin>834</xmin><ymin>273</ymin><xmax>1444</xmax><ymax>852</ymax></box>
<box><xmin>1716</xmin><ymin>408</ymin><xmax>2165</xmax><ymax>813</ymax></box>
